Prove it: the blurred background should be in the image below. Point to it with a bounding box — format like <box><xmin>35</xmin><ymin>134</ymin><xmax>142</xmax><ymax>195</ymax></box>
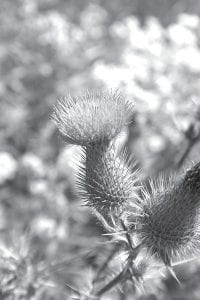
<box><xmin>1</xmin><ymin>0</ymin><xmax>200</xmax><ymax>299</ymax></box>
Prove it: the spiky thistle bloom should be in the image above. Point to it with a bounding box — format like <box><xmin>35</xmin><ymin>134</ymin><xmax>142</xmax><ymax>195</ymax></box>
<box><xmin>134</xmin><ymin>162</ymin><xmax>200</xmax><ymax>266</ymax></box>
<box><xmin>52</xmin><ymin>90</ymin><xmax>138</xmax><ymax>218</ymax></box>
<box><xmin>52</xmin><ymin>90</ymin><xmax>134</xmax><ymax>146</ymax></box>
<box><xmin>76</xmin><ymin>142</ymin><xmax>140</xmax><ymax>218</ymax></box>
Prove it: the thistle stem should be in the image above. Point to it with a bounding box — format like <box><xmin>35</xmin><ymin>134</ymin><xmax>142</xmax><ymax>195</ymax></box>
<box><xmin>89</xmin><ymin>220</ymin><xmax>140</xmax><ymax>299</ymax></box>
<box><xmin>92</xmin><ymin>243</ymin><xmax>121</xmax><ymax>285</ymax></box>
<box><xmin>96</xmin><ymin>268</ymin><xmax>127</xmax><ymax>297</ymax></box>
<box><xmin>176</xmin><ymin>137</ymin><xmax>198</xmax><ymax>169</ymax></box>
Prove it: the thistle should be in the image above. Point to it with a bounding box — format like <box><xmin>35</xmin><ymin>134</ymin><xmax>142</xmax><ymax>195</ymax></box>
<box><xmin>77</xmin><ymin>142</ymin><xmax>139</xmax><ymax>217</ymax></box>
<box><xmin>52</xmin><ymin>90</ymin><xmax>134</xmax><ymax>146</ymax></box>
<box><xmin>134</xmin><ymin>163</ymin><xmax>200</xmax><ymax>266</ymax></box>
<box><xmin>52</xmin><ymin>90</ymin><xmax>138</xmax><ymax>217</ymax></box>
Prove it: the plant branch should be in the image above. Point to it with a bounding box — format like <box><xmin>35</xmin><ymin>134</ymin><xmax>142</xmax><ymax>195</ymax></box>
<box><xmin>92</xmin><ymin>243</ymin><xmax>121</xmax><ymax>285</ymax></box>
<box><xmin>88</xmin><ymin>220</ymin><xmax>141</xmax><ymax>299</ymax></box>
<box><xmin>96</xmin><ymin>268</ymin><xmax>127</xmax><ymax>297</ymax></box>
<box><xmin>175</xmin><ymin>137</ymin><xmax>198</xmax><ymax>169</ymax></box>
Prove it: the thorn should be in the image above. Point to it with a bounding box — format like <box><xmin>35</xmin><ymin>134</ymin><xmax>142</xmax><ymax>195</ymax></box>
<box><xmin>167</xmin><ymin>266</ymin><xmax>181</xmax><ymax>286</ymax></box>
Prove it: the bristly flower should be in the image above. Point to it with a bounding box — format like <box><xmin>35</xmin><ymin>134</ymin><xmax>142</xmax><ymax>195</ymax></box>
<box><xmin>52</xmin><ymin>90</ymin><xmax>134</xmax><ymax>146</ymax></box>
<box><xmin>76</xmin><ymin>142</ymin><xmax>140</xmax><ymax>219</ymax></box>
<box><xmin>134</xmin><ymin>162</ymin><xmax>200</xmax><ymax>266</ymax></box>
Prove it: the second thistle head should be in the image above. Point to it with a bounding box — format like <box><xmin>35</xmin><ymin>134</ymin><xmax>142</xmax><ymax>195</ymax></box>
<box><xmin>133</xmin><ymin>162</ymin><xmax>200</xmax><ymax>266</ymax></box>
<box><xmin>82</xmin><ymin>142</ymin><xmax>140</xmax><ymax>218</ymax></box>
<box><xmin>52</xmin><ymin>90</ymin><xmax>134</xmax><ymax>146</ymax></box>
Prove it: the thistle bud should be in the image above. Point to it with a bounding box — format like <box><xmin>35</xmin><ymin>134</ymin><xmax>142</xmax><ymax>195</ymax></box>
<box><xmin>77</xmin><ymin>142</ymin><xmax>139</xmax><ymax>217</ymax></box>
<box><xmin>135</xmin><ymin>163</ymin><xmax>200</xmax><ymax>266</ymax></box>
<box><xmin>52</xmin><ymin>90</ymin><xmax>133</xmax><ymax>146</ymax></box>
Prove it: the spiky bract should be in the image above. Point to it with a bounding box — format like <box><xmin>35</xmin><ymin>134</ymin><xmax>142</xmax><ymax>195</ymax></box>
<box><xmin>182</xmin><ymin>162</ymin><xmax>200</xmax><ymax>194</ymax></box>
<box><xmin>52</xmin><ymin>90</ymin><xmax>133</xmax><ymax>146</ymax></box>
<box><xmin>135</xmin><ymin>164</ymin><xmax>200</xmax><ymax>265</ymax></box>
<box><xmin>76</xmin><ymin>142</ymin><xmax>139</xmax><ymax>217</ymax></box>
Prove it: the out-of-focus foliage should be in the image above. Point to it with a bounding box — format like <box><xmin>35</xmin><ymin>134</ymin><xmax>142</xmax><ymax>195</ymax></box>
<box><xmin>94</xmin><ymin>13</ymin><xmax>200</xmax><ymax>174</ymax></box>
<box><xmin>1</xmin><ymin>0</ymin><xmax>200</xmax><ymax>299</ymax></box>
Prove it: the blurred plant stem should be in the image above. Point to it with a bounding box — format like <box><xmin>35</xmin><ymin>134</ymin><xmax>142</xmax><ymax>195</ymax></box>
<box><xmin>96</xmin><ymin>268</ymin><xmax>127</xmax><ymax>297</ymax></box>
<box><xmin>175</xmin><ymin>138</ymin><xmax>198</xmax><ymax>169</ymax></box>
<box><xmin>92</xmin><ymin>243</ymin><xmax>121</xmax><ymax>285</ymax></box>
<box><xmin>175</xmin><ymin>123</ymin><xmax>200</xmax><ymax>169</ymax></box>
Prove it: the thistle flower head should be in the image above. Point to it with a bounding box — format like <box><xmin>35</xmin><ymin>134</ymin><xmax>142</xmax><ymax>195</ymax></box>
<box><xmin>76</xmin><ymin>142</ymin><xmax>140</xmax><ymax>219</ymax></box>
<box><xmin>134</xmin><ymin>163</ymin><xmax>200</xmax><ymax>265</ymax></box>
<box><xmin>52</xmin><ymin>90</ymin><xmax>134</xmax><ymax>146</ymax></box>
